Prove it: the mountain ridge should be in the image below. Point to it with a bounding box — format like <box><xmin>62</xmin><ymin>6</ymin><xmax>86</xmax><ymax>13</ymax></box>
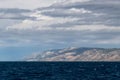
<box><xmin>25</xmin><ymin>47</ymin><xmax>120</xmax><ymax>61</ymax></box>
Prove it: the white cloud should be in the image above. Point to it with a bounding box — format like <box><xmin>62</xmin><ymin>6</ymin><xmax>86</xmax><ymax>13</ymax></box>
<box><xmin>69</xmin><ymin>8</ymin><xmax>92</xmax><ymax>14</ymax></box>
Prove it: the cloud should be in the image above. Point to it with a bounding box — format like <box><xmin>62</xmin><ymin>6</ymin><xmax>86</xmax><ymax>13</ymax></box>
<box><xmin>0</xmin><ymin>8</ymin><xmax>31</xmax><ymax>13</ymax></box>
<box><xmin>0</xmin><ymin>0</ymin><xmax>57</xmax><ymax>9</ymax></box>
<box><xmin>0</xmin><ymin>8</ymin><xmax>36</xmax><ymax>20</ymax></box>
<box><xmin>0</xmin><ymin>0</ymin><xmax>120</xmax><ymax>48</ymax></box>
<box><xmin>37</xmin><ymin>0</ymin><xmax>120</xmax><ymax>26</ymax></box>
<box><xmin>3</xmin><ymin>24</ymin><xmax>120</xmax><ymax>48</ymax></box>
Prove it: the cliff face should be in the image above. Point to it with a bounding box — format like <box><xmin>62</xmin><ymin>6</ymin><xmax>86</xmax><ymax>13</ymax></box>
<box><xmin>25</xmin><ymin>47</ymin><xmax>120</xmax><ymax>61</ymax></box>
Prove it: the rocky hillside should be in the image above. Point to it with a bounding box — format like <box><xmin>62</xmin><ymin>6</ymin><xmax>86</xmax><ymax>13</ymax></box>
<box><xmin>25</xmin><ymin>47</ymin><xmax>120</xmax><ymax>61</ymax></box>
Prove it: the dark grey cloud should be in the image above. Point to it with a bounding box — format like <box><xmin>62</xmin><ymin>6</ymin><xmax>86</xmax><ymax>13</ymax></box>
<box><xmin>38</xmin><ymin>0</ymin><xmax>120</xmax><ymax>26</ymax></box>
<box><xmin>0</xmin><ymin>8</ymin><xmax>35</xmax><ymax>20</ymax></box>
<box><xmin>0</xmin><ymin>8</ymin><xmax>31</xmax><ymax>13</ymax></box>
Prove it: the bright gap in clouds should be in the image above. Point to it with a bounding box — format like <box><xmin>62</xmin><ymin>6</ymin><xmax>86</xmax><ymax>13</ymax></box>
<box><xmin>0</xmin><ymin>0</ymin><xmax>58</xmax><ymax>9</ymax></box>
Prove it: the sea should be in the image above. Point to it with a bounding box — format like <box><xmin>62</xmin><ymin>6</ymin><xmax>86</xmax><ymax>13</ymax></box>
<box><xmin>0</xmin><ymin>62</ymin><xmax>120</xmax><ymax>80</ymax></box>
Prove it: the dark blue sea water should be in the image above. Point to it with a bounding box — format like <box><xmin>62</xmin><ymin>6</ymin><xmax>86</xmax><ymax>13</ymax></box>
<box><xmin>0</xmin><ymin>62</ymin><xmax>120</xmax><ymax>80</ymax></box>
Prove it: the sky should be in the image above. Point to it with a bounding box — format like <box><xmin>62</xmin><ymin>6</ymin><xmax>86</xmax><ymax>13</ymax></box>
<box><xmin>0</xmin><ymin>0</ymin><xmax>120</xmax><ymax>61</ymax></box>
